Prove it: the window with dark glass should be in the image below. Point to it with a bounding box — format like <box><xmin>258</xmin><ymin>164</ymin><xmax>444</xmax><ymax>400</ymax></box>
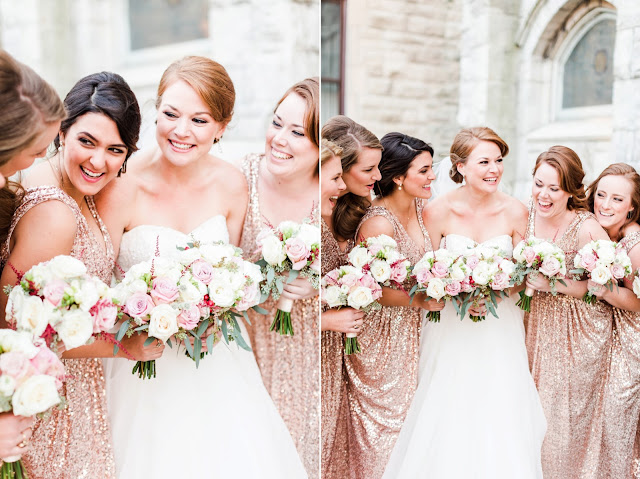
<box><xmin>321</xmin><ymin>0</ymin><xmax>345</xmax><ymax>122</ymax></box>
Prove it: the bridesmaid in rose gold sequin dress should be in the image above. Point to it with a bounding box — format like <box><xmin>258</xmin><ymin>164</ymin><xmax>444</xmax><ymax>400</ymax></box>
<box><xmin>0</xmin><ymin>72</ymin><xmax>142</xmax><ymax>479</ymax></box>
<box><xmin>524</xmin><ymin>147</ymin><xmax>613</xmax><ymax>479</ymax></box>
<box><xmin>585</xmin><ymin>164</ymin><xmax>640</xmax><ymax>478</ymax></box>
<box><xmin>239</xmin><ymin>79</ymin><xmax>320</xmax><ymax>478</ymax></box>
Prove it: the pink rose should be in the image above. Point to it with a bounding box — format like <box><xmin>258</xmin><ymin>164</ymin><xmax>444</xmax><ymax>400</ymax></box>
<box><xmin>580</xmin><ymin>252</ymin><xmax>597</xmax><ymax>272</ymax></box>
<box><xmin>523</xmin><ymin>247</ymin><xmax>536</xmax><ymax>266</ymax></box>
<box><xmin>191</xmin><ymin>260</ymin><xmax>214</xmax><ymax>285</ymax></box>
<box><xmin>445</xmin><ymin>281</ymin><xmax>461</xmax><ymax>297</ymax></box>
<box><xmin>358</xmin><ymin>272</ymin><xmax>378</xmax><ymax>291</ymax></box>
<box><xmin>432</xmin><ymin>262</ymin><xmax>448</xmax><ymax>279</ymax></box>
<box><xmin>90</xmin><ymin>299</ymin><xmax>118</xmax><ymax>333</ymax></box>
<box><xmin>460</xmin><ymin>278</ymin><xmax>474</xmax><ymax>293</ymax></box>
<box><xmin>390</xmin><ymin>263</ymin><xmax>408</xmax><ymax>284</ymax></box>
<box><xmin>371</xmin><ymin>283</ymin><xmax>383</xmax><ymax>300</ymax></box>
<box><xmin>611</xmin><ymin>264</ymin><xmax>626</xmax><ymax>280</ymax></box>
<box><xmin>30</xmin><ymin>347</ymin><xmax>65</xmax><ymax>388</ymax></box>
<box><xmin>341</xmin><ymin>273</ymin><xmax>360</xmax><ymax>288</ymax></box>
<box><xmin>491</xmin><ymin>272</ymin><xmax>509</xmax><ymax>291</ymax></box>
<box><xmin>415</xmin><ymin>269</ymin><xmax>434</xmax><ymax>285</ymax></box>
<box><xmin>177</xmin><ymin>305</ymin><xmax>201</xmax><ymax>330</ymax></box>
<box><xmin>368</xmin><ymin>244</ymin><xmax>382</xmax><ymax>256</ymax></box>
<box><xmin>309</xmin><ymin>254</ymin><xmax>320</xmax><ymax>273</ymax></box>
<box><xmin>324</xmin><ymin>269</ymin><xmax>340</xmax><ymax>285</ymax></box>
<box><xmin>150</xmin><ymin>277</ymin><xmax>179</xmax><ymax>304</ymax></box>
<box><xmin>539</xmin><ymin>257</ymin><xmax>561</xmax><ymax>277</ymax></box>
<box><xmin>0</xmin><ymin>351</ymin><xmax>30</xmax><ymax>380</ymax></box>
<box><xmin>466</xmin><ymin>255</ymin><xmax>480</xmax><ymax>270</ymax></box>
<box><xmin>125</xmin><ymin>292</ymin><xmax>155</xmax><ymax>319</ymax></box>
<box><xmin>42</xmin><ymin>279</ymin><xmax>68</xmax><ymax>307</ymax></box>
<box><xmin>285</xmin><ymin>237</ymin><xmax>311</xmax><ymax>270</ymax></box>
<box><xmin>236</xmin><ymin>284</ymin><xmax>261</xmax><ymax>311</ymax></box>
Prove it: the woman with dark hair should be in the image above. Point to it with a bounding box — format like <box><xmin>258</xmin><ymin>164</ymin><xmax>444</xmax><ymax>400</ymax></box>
<box><xmin>384</xmin><ymin>127</ymin><xmax>546</xmax><ymax>478</ymax></box>
<box><xmin>585</xmin><ymin>163</ymin><xmax>640</xmax><ymax>478</ymax></box>
<box><xmin>345</xmin><ymin>132</ymin><xmax>442</xmax><ymax>479</ymax></box>
<box><xmin>239</xmin><ymin>78</ymin><xmax>320</xmax><ymax>477</ymax></box>
<box><xmin>0</xmin><ymin>71</ymin><xmax>146</xmax><ymax>478</ymax></box>
<box><xmin>525</xmin><ymin>146</ymin><xmax>612</xmax><ymax>478</ymax></box>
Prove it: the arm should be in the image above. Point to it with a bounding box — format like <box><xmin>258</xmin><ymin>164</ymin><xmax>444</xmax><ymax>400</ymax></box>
<box><xmin>94</xmin><ymin>171</ymin><xmax>135</xmax><ymax>259</ymax></box>
<box><xmin>0</xmin><ymin>413</ymin><xmax>33</xmax><ymax>459</ymax></box>
<box><xmin>222</xmin><ymin>164</ymin><xmax>249</xmax><ymax>247</ymax></box>
<box><xmin>321</xmin><ymin>307</ymin><xmax>364</xmax><ymax>333</ymax></box>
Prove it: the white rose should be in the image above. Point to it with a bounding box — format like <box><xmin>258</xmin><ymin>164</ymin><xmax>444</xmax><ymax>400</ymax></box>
<box><xmin>178</xmin><ymin>247</ymin><xmax>202</xmax><ymax>265</ymax></box>
<box><xmin>374</xmin><ymin>234</ymin><xmax>397</xmax><ymax>249</ymax></box>
<box><xmin>261</xmin><ymin>235</ymin><xmax>286</xmax><ymax>266</ymax></box>
<box><xmin>633</xmin><ymin>276</ymin><xmax>640</xmax><ymax>298</ymax></box>
<box><xmin>200</xmin><ymin>243</ymin><xmax>237</xmax><ymax>265</ymax></box>
<box><xmin>73</xmin><ymin>281</ymin><xmax>100</xmax><ymax>312</ymax></box>
<box><xmin>11</xmin><ymin>375</ymin><xmax>61</xmax><ymax>416</ymax></box>
<box><xmin>471</xmin><ymin>262</ymin><xmax>491</xmax><ymax>286</ymax></box>
<box><xmin>596</xmin><ymin>243</ymin><xmax>616</xmax><ymax>265</ymax></box>
<box><xmin>322</xmin><ymin>286</ymin><xmax>343</xmax><ymax>308</ymax></box>
<box><xmin>25</xmin><ymin>264</ymin><xmax>52</xmax><ymax>288</ymax></box>
<box><xmin>450</xmin><ymin>264</ymin><xmax>467</xmax><ymax>281</ymax></box>
<box><xmin>0</xmin><ymin>330</ymin><xmax>38</xmax><ymax>358</ymax></box>
<box><xmin>347</xmin><ymin>286</ymin><xmax>374</xmax><ymax>310</ymax></box>
<box><xmin>13</xmin><ymin>295</ymin><xmax>48</xmax><ymax>339</ymax></box>
<box><xmin>5</xmin><ymin>287</ymin><xmax>25</xmax><ymax>324</ymax></box>
<box><xmin>512</xmin><ymin>241</ymin><xmax>526</xmax><ymax>262</ymax></box>
<box><xmin>590</xmin><ymin>265</ymin><xmax>612</xmax><ymax>285</ymax></box>
<box><xmin>297</xmin><ymin>224</ymin><xmax>320</xmax><ymax>250</ymax></box>
<box><xmin>208</xmin><ymin>282</ymin><xmax>237</xmax><ymax>308</ymax></box>
<box><xmin>57</xmin><ymin>309</ymin><xmax>93</xmax><ymax>349</ymax></box>
<box><xmin>242</xmin><ymin>262</ymin><xmax>264</xmax><ymax>284</ymax></box>
<box><xmin>385</xmin><ymin>249</ymin><xmax>401</xmax><ymax>263</ymax></box>
<box><xmin>499</xmin><ymin>259</ymin><xmax>515</xmax><ymax>276</ymax></box>
<box><xmin>347</xmin><ymin>246</ymin><xmax>372</xmax><ymax>269</ymax></box>
<box><xmin>277</xmin><ymin>221</ymin><xmax>300</xmax><ymax>239</ymax></box>
<box><xmin>178</xmin><ymin>280</ymin><xmax>206</xmax><ymax>303</ymax></box>
<box><xmin>48</xmin><ymin>255</ymin><xmax>87</xmax><ymax>279</ymax></box>
<box><xmin>370</xmin><ymin>259</ymin><xmax>391</xmax><ymax>283</ymax></box>
<box><xmin>0</xmin><ymin>374</ymin><xmax>16</xmax><ymax>396</ymax></box>
<box><xmin>127</xmin><ymin>279</ymin><xmax>149</xmax><ymax>295</ymax></box>
<box><xmin>426</xmin><ymin>278</ymin><xmax>446</xmax><ymax>300</ymax></box>
<box><xmin>125</xmin><ymin>261</ymin><xmax>152</xmax><ymax>281</ymax></box>
<box><xmin>148</xmin><ymin>304</ymin><xmax>179</xmax><ymax>343</ymax></box>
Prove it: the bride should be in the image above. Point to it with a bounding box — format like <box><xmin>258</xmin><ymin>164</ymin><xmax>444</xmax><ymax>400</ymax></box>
<box><xmin>383</xmin><ymin>127</ymin><xmax>546</xmax><ymax>478</ymax></box>
<box><xmin>96</xmin><ymin>56</ymin><xmax>306</xmax><ymax>478</ymax></box>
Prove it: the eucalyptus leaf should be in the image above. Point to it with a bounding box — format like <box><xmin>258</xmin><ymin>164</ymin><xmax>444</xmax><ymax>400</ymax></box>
<box><xmin>287</xmin><ymin>269</ymin><xmax>299</xmax><ymax>283</ymax></box>
<box><xmin>116</xmin><ymin>319</ymin><xmax>131</xmax><ymax>341</ymax></box>
<box><xmin>143</xmin><ymin>337</ymin><xmax>156</xmax><ymax>347</ymax></box>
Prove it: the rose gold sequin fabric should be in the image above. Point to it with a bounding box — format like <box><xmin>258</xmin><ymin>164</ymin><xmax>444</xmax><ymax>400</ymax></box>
<box><xmin>345</xmin><ymin>203</ymin><xmax>432</xmax><ymax>479</ymax></box>
<box><xmin>240</xmin><ymin>154</ymin><xmax>320</xmax><ymax>479</ymax></box>
<box><xmin>1</xmin><ymin>186</ymin><xmax>116</xmax><ymax>479</ymax></box>
<box><xmin>596</xmin><ymin>231</ymin><xmax>640</xmax><ymax>478</ymax></box>
<box><xmin>321</xmin><ymin>217</ymin><xmax>351</xmax><ymax>479</ymax></box>
<box><xmin>525</xmin><ymin>208</ymin><xmax>613</xmax><ymax>479</ymax></box>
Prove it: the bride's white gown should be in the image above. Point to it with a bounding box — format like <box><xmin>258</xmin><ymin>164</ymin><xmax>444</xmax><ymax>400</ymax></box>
<box><xmin>383</xmin><ymin>234</ymin><xmax>546</xmax><ymax>479</ymax></box>
<box><xmin>102</xmin><ymin>216</ymin><xmax>307</xmax><ymax>479</ymax></box>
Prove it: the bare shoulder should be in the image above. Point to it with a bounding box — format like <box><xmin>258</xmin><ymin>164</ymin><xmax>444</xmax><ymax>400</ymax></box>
<box><xmin>579</xmin><ymin>215</ymin><xmax>609</xmax><ymax>241</ymax></box>
<box><xmin>424</xmin><ymin>191</ymin><xmax>454</xmax><ymax>220</ymax></box>
<box><xmin>21</xmin><ymin>161</ymin><xmax>58</xmax><ymax>188</ymax></box>
<box><xmin>359</xmin><ymin>214</ymin><xmax>395</xmax><ymax>240</ymax></box>
<box><xmin>210</xmin><ymin>156</ymin><xmax>248</xmax><ymax>194</ymax></box>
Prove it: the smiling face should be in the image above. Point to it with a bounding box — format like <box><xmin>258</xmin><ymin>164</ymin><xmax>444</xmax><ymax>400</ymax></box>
<box><xmin>593</xmin><ymin>174</ymin><xmax>635</xmax><ymax>233</ymax></box>
<box><xmin>321</xmin><ymin>154</ymin><xmax>346</xmax><ymax>217</ymax></box>
<box><xmin>156</xmin><ymin>80</ymin><xmax>225</xmax><ymax>166</ymax></box>
<box><xmin>532</xmin><ymin>161</ymin><xmax>572</xmax><ymax>219</ymax></box>
<box><xmin>59</xmin><ymin>112</ymin><xmax>128</xmax><ymax>196</ymax></box>
<box><xmin>457</xmin><ymin>140</ymin><xmax>503</xmax><ymax>192</ymax></box>
<box><xmin>342</xmin><ymin>147</ymin><xmax>382</xmax><ymax>197</ymax></box>
<box><xmin>264</xmin><ymin>92</ymin><xmax>318</xmax><ymax>179</ymax></box>
<box><xmin>396</xmin><ymin>151</ymin><xmax>436</xmax><ymax>200</ymax></box>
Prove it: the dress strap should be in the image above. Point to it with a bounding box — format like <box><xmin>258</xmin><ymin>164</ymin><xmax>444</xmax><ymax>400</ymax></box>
<box><xmin>86</xmin><ymin>196</ymin><xmax>115</xmax><ymax>265</ymax></box>
<box><xmin>415</xmin><ymin>198</ymin><xmax>433</xmax><ymax>252</ymax></box>
<box><xmin>525</xmin><ymin>198</ymin><xmax>536</xmax><ymax>239</ymax></box>
<box><xmin>354</xmin><ymin>206</ymin><xmax>400</xmax><ymax>244</ymax></box>
<box><xmin>242</xmin><ymin>153</ymin><xmax>263</xmax><ymax>230</ymax></box>
<box><xmin>620</xmin><ymin>231</ymin><xmax>640</xmax><ymax>253</ymax></box>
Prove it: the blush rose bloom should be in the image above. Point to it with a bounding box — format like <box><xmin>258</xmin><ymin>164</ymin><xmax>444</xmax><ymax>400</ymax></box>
<box><xmin>125</xmin><ymin>292</ymin><xmax>155</xmax><ymax>319</ymax></box>
<box><xmin>539</xmin><ymin>257</ymin><xmax>562</xmax><ymax>277</ymax></box>
<box><xmin>191</xmin><ymin>260</ymin><xmax>215</xmax><ymax>284</ymax></box>
<box><xmin>390</xmin><ymin>262</ymin><xmax>408</xmax><ymax>284</ymax></box>
<box><xmin>148</xmin><ymin>304</ymin><xmax>179</xmax><ymax>343</ymax></box>
<box><xmin>42</xmin><ymin>279</ymin><xmax>68</xmax><ymax>307</ymax></box>
<box><xmin>30</xmin><ymin>346</ymin><xmax>65</xmax><ymax>387</ymax></box>
<box><xmin>177</xmin><ymin>305</ymin><xmax>201</xmax><ymax>330</ymax></box>
<box><xmin>432</xmin><ymin>262</ymin><xmax>449</xmax><ymax>279</ymax></box>
<box><xmin>0</xmin><ymin>351</ymin><xmax>30</xmax><ymax>381</ymax></box>
<box><xmin>150</xmin><ymin>277</ymin><xmax>179</xmax><ymax>305</ymax></box>
<box><xmin>578</xmin><ymin>252</ymin><xmax>597</xmax><ymax>272</ymax></box>
<box><xmin>610</xmin><ymin>263</ymin><xmax>627</xmax><ymax>280</ymax></box>
<box><xmin>466</xmin><ymin>255</ymin><xmax>480</xmax><ymax>270</ymax></box>
<box><xmin>491</xmin><ymin>272</ymin><xmax>509</xmax><ymax>291</ymax></box>
<box><xmin>445</xmin><ymin>281</ymin><xmax>462</xmax><ymax>297</ymax></box>
<box><xmin>285</xmin><ymin>237</ymin><xmax>311</xmax><ymax>270</ymax></box>
<box><xmin>90</xmin><ymin>300</ymin><xmax>118</xmax><ymax>334</ymax></box>
<box><xmin>415</xmin><ymin>269</ymin><xmax>435</xmax><ymax>285</ymax></box>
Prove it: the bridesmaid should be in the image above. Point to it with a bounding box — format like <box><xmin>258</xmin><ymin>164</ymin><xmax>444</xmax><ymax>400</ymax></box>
<box><xmin>585</xmin><ymin>163</ymin><xmax>640</xmax><ymax>478</ymax></box>
<box><xmin>239</xmin><ymin>78</ymin><xmax>320</xmax><ymax>477</ymax></box>
<box><xmin>344</xmin><ymin>132</ymin><xmax>442</xmax><ymax>479</ymax></box>
<box><xmin>0</xmin><ymin>72</ymin><xmax>146</xmax><ymax>478</ymax></box>
<box><xmin>0</xmin><ymin>48</ymin><xmax>64</xmax><ymax>465</ymax></box>
<box><xmin>524</xmin><ymin>146</ymin><xmax>612</xmax><ymax>479</ymax></box>
<box><xmin>320</xmin><ymin>115</ymin><xmax>382</xmax><ymax>479</ymax></box>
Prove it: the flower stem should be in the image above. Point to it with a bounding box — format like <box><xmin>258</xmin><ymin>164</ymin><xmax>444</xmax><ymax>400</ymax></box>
<box><xmin>270</xmin><ymin>309</ymin><xmax>294</xmax><ymax>336</ymax></box>
<box><xmin>344</xmin><ymin>336</ymin><xmax>361</xmax><ymax>355</ymax></box>
<box><xmin>1</xmin><ymin>459</ymin><xmax>28</xmax><ymax>479</ymax></box>
<box><xmin>132</xmin><ymin>360</ymin><xmax>156</xmax><ymax>379</ymax></box>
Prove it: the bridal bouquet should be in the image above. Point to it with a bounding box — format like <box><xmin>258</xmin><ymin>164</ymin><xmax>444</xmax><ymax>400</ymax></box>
<box><xmin>347</xmin><ymin>234</ymin><xmax>412</xmax><ymax>289</ymax></box>
<box><xmin>0</xmin><ymin>329</ymin><xmax>65</xmax><ymax>478</ymax></box>
<box><xmin>4</xmin><ymin>255</ymin><xmax>119</xmax><ymax>352</ymax></box>
<box><xmin>570</xmin><ymin>239</ymin><xmax>632</xmax><ymax>304</ymax></box>
<box><xmin>321</xmin><ymin>265</ymin><xmax>382</xmax><ymax>354</ymax></box>
<box><xmin>410</xmin><ymin>248</ymin><xmax>470</xmax><ymax>322</ymax></box>
<box><xmin>459</xmin><ymin>245</ymin><xmax>515</xmax><ymax>322</ymax></box>
<box><xmin>633</xmin><ymin>269</ymin><xmax>640</xmax><ymax>299</ymax></box>
<box><xmin>256</xmin><ymin>220</ymin><xmax>320</xmax><ymax>336</ymax></box>
<box><xmin>511</xmin><ymin>237</ymin><xmax>567</xmax><ymax>312</ymax></box>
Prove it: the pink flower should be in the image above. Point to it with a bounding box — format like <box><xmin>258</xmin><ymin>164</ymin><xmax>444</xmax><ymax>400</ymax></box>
<box><xmin>191</xmin><ymin>260</ymin><xmax>214</xmax><ymax>285</ymax></box>
<box><xmin>390</xmin><ymin>263</ymin><xmax>408</xmax><ymax>284</ymax></box>
<box><xmin>371</xmin><ymin>283</ymin><xmax>383</xmax><ymax>300</ymax></box>
<box><xmin>580</xmin><ymin>252</ymin><xmax>597</xmax><ymax>272</ymax></box>
<box><xmin>539</xmin><ymin>257</ymin><xmax>561</xmax><ymax>277</ymax></box>
<box><xmin>415</xmin><ymin>269</ymin><xmax>434</xmax><ymax>285</ymax></box>
<box><xmin>42</xmin><ymin>279</ymin><xmax>68</xmax><ymax>307</ymax></box>
<box><xmin>285</xmin><ymin>237</ymin><xmax>311</xmax><ymax>270</ymax></box>
<box><xmin>460</xmin><ymin>278</ymin><xmax>474</xmax><ymax>293</ymax></box>
<box><xmin>309</xmin><ymin>254</ymin><xmax>321</xmax><ymax>273</ymax></box>
<box><xmin>30</xmin><ymin>347</ymin><xmax>65</xmax><ymax>388</ymax></box>
<box><xmin>125</xmin><ymin>292</ymin><xmax>155</xmax><ymax>319</ymax></box>
<box><xmin>324</xmin><ymin>269</ymin><xmax>340</xmax><ymax>284</ymax></box>
<box><xmin>341</xmin><ymin>273</ymin><xmax>360</xmax><ymax>288</ymax></box>
<box><xmin>445</xmin><ymin>281</ymin><xmax>461</xmax><ymax>297</ymax></box>
<box><xmin>432</xmin><ymin>262</ymin><xmax>448</xmax><ymax>279</ymax></box>
<box><xmin>611</xmin><ymin>264</ymin><xmax>626</xmax><ymax>280</ymax></box>
<box><xmin>466</xmin><ymin>255</ymin><xmax>480</xmax><ymax>270</ymax></box>
<box><xmin>491</xmin><ymin>272</ymin><xmax>509</xmax><ymax>291</ymax></box>
<box><xmin>523</xmin><ymin>247</ymin><xmax>536</xmax><ymax>266</ymax></box>
<box><xmin>255</xmin><ymin>228</ymin><xmax>274</xmax><ymax>247</ymax></box>
<box><xmin>150</xmin><ymin>277</ymin><xmax>179</xmax><ymax>304</ymax></box>
<box><xmin>368</xmin><ymin>244</ymin><xmax>382</xmax><ymax>256</ymax></box>
<box><xmin>358</xmin><ymin>272</ymin><xmax>378</xmax><ymax>291</ymax></box>
<box><xmin>0</xmin><ymin>351</ymin><xmax>30</xmax><ymax>380</ymax></box>
<box><xmin>236</xmin><ymin>284</ymin><xmax>261</xmax><ymax>311</ymax></box>
<box><xmin>90</xmin><ymin>299</ymin><xmax>118</xmax><ymax>333</ymax></box>
<box><xmin>177</xmin><ymin>305</ymin><xmax>200</xmax><ymax>330</ymax></box>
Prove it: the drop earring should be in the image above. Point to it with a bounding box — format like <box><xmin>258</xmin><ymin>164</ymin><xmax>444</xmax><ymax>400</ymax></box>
<box><xmin>398</xmin><ymin>183</ymin><xmax>403</xmax><ymax>191</ymax></box>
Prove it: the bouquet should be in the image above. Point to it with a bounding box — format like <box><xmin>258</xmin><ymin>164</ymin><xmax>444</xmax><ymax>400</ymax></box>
<box><xmin>570</xmin><ymin>240</ymin><xmax>632</xmax><ymax>304</ymax></box>
<box><xmin>0</xmin><ymin>329</ymin><xmax>65</xmax><ymax>478</ymax></box>
<box><xmin>512</xmin><ymin>237</ymin><xmax>567</xmax><ymax>312</ymax></box>
<box><xmin>410</xmin><ymin>248</ymin><xmax>469</xmax><ymax>322</ymax></box>
<box><xmin>459</xmin><ymin>245</ymin><xmax>515</xmax><ymax>322</ymax></box>
<box><xmin>321</xmin><ymin>265</ymin><xmax>382</xmax><ymax>354</ymax></box>
<box><xmin>5</xmin><ymin>255</ymin><xmax>119</xmax><ymax>352</ymax></box>
<box><xmin>347</xmin><ymin>234</ymin><xmax>411</xmax><ymax>289</ymax></box>
<box><xmin>633</xmin><ymin>268</ymin><xmax>640</xmax><ymax>299</ymax></box>
<box><xmin>256</xmin><ymin>220</ymin><xmax>320</xmax><ymax>336</ymax></box>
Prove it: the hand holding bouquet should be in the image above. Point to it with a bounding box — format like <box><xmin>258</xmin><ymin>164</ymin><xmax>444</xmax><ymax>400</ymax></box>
<box><xmin>633</xmin><ymin>268</ymin><xmax>640</xmax><ymax>299</ymax></box>
<box><xmin>347</xmin><ymin>234</ymin><xmax>411</xmax><ymax>289</ymax></box>
<box><xmin>570</xmin><ymin>240</ymin><xmax>632</xmax><ymax>304</ymax></box>
<box><xmin>321</xmin><ymin>265</ymin><xmax>382</xmax><ymax>354</ymax></box>
<box><xmin>512</xmin><ymin>237</ymin><xmax>567</xmax><ymax>312</ymax></box>
<box><xmin>256</xmin><ymin>220</ymin><xmax>320</xmax><ymax>336</ymax></box>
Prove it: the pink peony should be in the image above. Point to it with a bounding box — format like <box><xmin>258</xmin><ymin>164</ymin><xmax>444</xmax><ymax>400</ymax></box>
<box><xmin>0</xmin><ymin>351</ymin><xmax>30</xmax><ymax>380</ymax></box>
<box><xmin>432</xmin><ymin>262</ymin><xmax>448</xmax><ymax>279</ymax></box>
<box><xmin>539</xmin><ymin>257</ymin><xmax>561</xmax><ymax>277</ymax></box>
<box><xmin>611</xmin><ymin>264</ymin><xmax>627</xmax><ymax>280</ymax></box>
<box><xmin>42</xmin><ymin>279</ymin><xmax>68</xmax><ymax>307</ymax></box>
<box><xmin>466</xmin><ymin>255</ymin><xmax>480</xmax><ymax>270</ymax></box>
<box><xmin>390</xmin><ymin>263</ymin><xmax>408</xmax><ymax>284</ymax></box>
<box><xmin>191</xmin><ymin>260</ymin><xmax>215</xmax><ymax>285</ymax></box>
<box><xmin>90</xmin><ymin>299</ymin><xmax>118</xmax><ymax>333</ymax></box>
<box><xmin>580</xmin><ymin>252</ymin><xmax>597</xmax><ymax>272</ymax></box>
<box><xmin>415</xmin><ymin>269</ymin><xmax>435</xmax><ymax>285</ymax></box>
<box><xmin>445</xmin><ymin>281</ymin><xmax>461</xmax><ymax>296</ymax></box>
<box><xmin>523</xmin><ymin>247</ymin><xmax>536</xmax><ymax>266</ymax></box>
<box><xmin>30</xmin><ymin>347</ymin><xmax>65</xmax><ymax>388</ymax></box>
<box><xmin>324</xmin><ymin>269</ymin><xmax>340</xmax><ymax>284</ymax></box>
<box><xmin>177</xmin><ymin>305</ymin><xmax>201</xmax><ymax>330</ymax></box>
<box><xmin>150</xmin><ymin>277</ymin><xmax>179</xmax><ymax>304</ymax></box>
<box><xmin>491</xmin><ymin>272</ymin><xmax>509</xmax><ymax>291</ymax></box>
<box><xmin>125</xmin><ymin>292</ymin><xmax>155</xmax><ymax>319</ymax></box>
<box><xmin>285</xmin><ymin>237</ymin><xmax>311</xmax><ymax>270</ymax></box>
<box><xmin>371</xmin><ymin>283</ymin><xmax>383</xmax><ymax>300</ymax></box>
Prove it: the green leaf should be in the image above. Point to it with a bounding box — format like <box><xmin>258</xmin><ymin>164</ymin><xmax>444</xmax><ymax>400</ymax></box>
<box><xmin>116</xmin><ymin>319</ymin><xmax>131</xmax><ymax>341</ymax></box>
<box><xmin>252</xmin><ymin>305</ymin><xmax>269</xmax><ymax>315</ymax></box>
<box><xmin>276</xmin><ymin>278</ymin><xmax>284</xmax><ymax>294</ymax></box>
<box><xmin>193</xmin><ymin>339</ymin><xmax>202</xmax><ymax>367</ymax></box>
<box><xmin>266</xmin><ymin>268</ymin><xmax>275</xmax><ymax>284</ymax></box>
<box><xmin>166</xmin><ymin>338</ymin><xmax>173</xmax><ymax>348</ymax></box>
<box><xmin>242</xmin><ymin>310</ymin><xmax>251</xmax><ymax>325</ymax></box>
<box><xmin>197</xmin><ymin>320</ymin><xmax>209</xmax><ymax>337</ymax></box>
<box><xmin>206</xmin><ymin>334</ymin><xmax>214</xmax><ymax>354</ymax></box>
<box><xmin>184</xmin><ymin>337</ymin><xmax>194</xmax><ymax>357</ymax></box>
<box><xmin>287</xmin><ymin>269</ymin><xmax>299</xmax><ymax>283</ymax></box>
<box><xmin>143</xmin><ymin>336</ymin><xmax>156</xmax><ymax>347</ymax></box>
<box><xmin>220</xmin><ymin>320</ymin><xmax>229</xmax><ymax>344</ymax></box>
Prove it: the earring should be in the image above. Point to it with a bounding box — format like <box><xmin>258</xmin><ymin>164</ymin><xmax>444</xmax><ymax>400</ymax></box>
<box><xmin>118</xmin><ymin>159</ymin><xmax>128</xmax><ymax>177</ymax></box>
<box><xmin>398</xmin><ymin>183</ymin><xmax>403</xmax><ymax>191</ymax></box>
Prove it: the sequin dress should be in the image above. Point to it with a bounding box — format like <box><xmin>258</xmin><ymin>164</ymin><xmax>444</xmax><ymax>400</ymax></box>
<box><xmin>239</xmin><ymin>153</ymin><xmax>320</xmax><ymax>479</ymax></box>
<box><xmin>597</xmin><ymin>231</ymin><xmax>640</xmax><ymax>478</ymax></box>
<box><xmin>321</xmin><ymin>217</ymin><xmax>351</xmax><ymax>479</ymax></box>
<box><xmin>345</xmin><ymin>203</ymin><xmax>431</xmax><ymax>479</ymax></box>
<box><xmin>525</xmin><ymin>209</ymin><xmax>613</xmax><ymax>479</ymax></box>
<box><xmin>1</xmin><ymin>186</ymin><xmax>116</xmax><ymax>479</ymax></box>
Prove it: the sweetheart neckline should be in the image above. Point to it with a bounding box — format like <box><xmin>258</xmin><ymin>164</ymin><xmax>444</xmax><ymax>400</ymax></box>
<box><xmin>124</xmin><ymin>214</ymin><xmax>227</xmax><ymax>238</ymax></box>
<box><xmin>443</xmin><ymin>233</ymin><xmax>512</xmax><ymax>245</ymax></box>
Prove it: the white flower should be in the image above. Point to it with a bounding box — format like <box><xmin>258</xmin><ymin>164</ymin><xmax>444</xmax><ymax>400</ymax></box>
<box><xmin>127</xmin><ymin>279</ymin><xmax>149</xmax><ymax>295</ymax></box>
<box><xmin>633</xmin><ymin>275</ymin><xmax>640</xmax><ymax>298</ymax></box>
<box><xmin>57</xmin><ymin>309</ymin><xmax>93</xmax><ymax>349</ymax></box>
<box><xmin>200</xmin><ymin>243</ymin><xmax>236</xmax><ymax>265</ymax></box>
<box><xmin>450</xmin><ymin>264</ymin><xmax>466</xmax><ymax>281</ymax></box>
<box><xmin>208</xmin><ymin>282</ymin><xmax>237</xmax><ymax>308</ymax></box>
<box><xmin>369</xmin><ymin>259</ymin><xmax>391</xmax><ymax>283</ymax></box>
<box><xmin>498</xmin><ymin>259</ymin><xmax>515</xmax><ymax>276</ymax></box>
<box><xmin>372</xmin><ymin>234</ymin><xmax>397</xmax><ymax>249</ymax></box>
<box><xmin>347</xmin><ymin>286</ymin><xmax>374</xmax><ymax>310</ymax></box>
<box><xmin>278</xmin><ymin>221</ymin><xmax>300</xmax><ymax>239</ymax></box>
<box><xmin>513</xmin><ymin>241</ymin><xmax>526</xmax><ymax>262</ymax></box>
<box><xmin>0</xmin><ymin>374</ymin><xmax>16</xmax><ymax>396</ymax></box>
<box><xmin>242</xmin><ymin>262</ymin><xmax>264</xmax><ymax>284</ymax></box>
<box><xmin>13</xmin><ymin>294</ymin><xmax>48</xmax><ymax>339</ymax></box>
<box><xmin>48</xmin><ymin>255</ymin><xmax>87</xmax><ymax>279</ymax></box>
<box><xmin>471</xmin><ymin>262</ymin><xmax>492</xmax><ymax>286</ymax></box>
<box><xmin>596</xmin><ymin>242</ymin><xmax>616</xmax><ymax>265</ymax></box>
<box><xmin>590</xmin><ymin>265</ymin><xmax>612</xmax><ymax>285</ymax></box>
<box><xmin>426</xmin><ymin>278</ymin><xmax>446</xmax><ymax>300</ymax></box>
<box><xmin>11</xmin><ymin>375</ymin><xmax>61</xmax><ymax>416</ymax></box>
<box><xmin>0</xmin><ymin>330</ymin><xmax>39</xmax><ymax>358</ymax></box>
<box><xmin>322</xmin><ymin>286</ymin><xmax>343</xmax><ymax>308</ymax></box>
<box><xmin>178</xmin><ymin>247</ymin><xmax>202</xmax><ymax>265</ymax></box>
<box><xmin>297</xmin><ymin>224</ymin><xmax>320</xmax><ymax>250</ymax></box>
<box><xmin>178</xmin><ymin>280</ymin><xmax>206</xmax><ymax>303</ymax></box>
<box><xmin>148</xmin><ymin>304</ymin><xmax>179</xmax><ymax>343</ymax></box>
<box><xmin>261</xmin><ymin>235</ymin><xmax>287</xmax><ymax>266</ymax></box>
<box><xmin>347</xmin><ymin>246</ymin><xmax>372</xmax><ymax>269</ymax></box>
<box><xmin>73</xmin><ymin>281</ymin><xmax>100</xmax><ymax>312</ymax></box>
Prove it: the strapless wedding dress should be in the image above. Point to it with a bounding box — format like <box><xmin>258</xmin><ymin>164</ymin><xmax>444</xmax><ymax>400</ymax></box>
<box><xmin>102</xmin><ymin>216</ymin><xmax>307</xmax><ymax>478</ymax></box>
<box><xmin>383</xmin><ymin>234</ymin><xmax>546</xmax><ymax>479</ymax></box>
